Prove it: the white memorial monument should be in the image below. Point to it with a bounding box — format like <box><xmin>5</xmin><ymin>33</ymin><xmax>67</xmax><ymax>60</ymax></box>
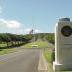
<box><xmin>53</xmin><ymin>18</ymin><xmax>72</xmax><ymax>71</ymax></box>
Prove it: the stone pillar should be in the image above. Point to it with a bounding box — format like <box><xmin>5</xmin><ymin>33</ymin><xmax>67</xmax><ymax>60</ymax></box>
<box><xmin>53</xmin><ymin>18</ymin><xmax>72</xmax><ymax>71</ymax></box>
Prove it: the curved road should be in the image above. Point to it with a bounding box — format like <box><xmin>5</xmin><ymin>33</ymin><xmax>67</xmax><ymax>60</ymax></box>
<box><xmin>0</xmin><ymin>49</ymin><xmax>41</xmax><ymax>72</ymax></box>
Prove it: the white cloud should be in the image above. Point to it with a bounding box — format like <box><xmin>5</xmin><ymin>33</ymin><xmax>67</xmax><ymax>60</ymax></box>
<box><xmin>0</xmin><ymin>18</ymin><xmax>7</xmax><ymax>23</ymax></box>
<box><xmin>35</xmin><ymin>29</ymin><xmax>40</xmax><ymax>33</ymax></box>
<box><xmin>0</xmin><ymin>18</ymin><xmax>41</xmax><ymax>34</ymax></box>
<box><xmin>0</xmin><ymin>18</ymin><xmax>24</xmax><ymax>34</ymax></box>
<box><xmin>0</xmin><ymin>18</ymin><xmax>21</xmax><ymax>29</ymax></box>
<box><xmin>0</xmin><ymin>19</ymin><xmax>7</xmax><ymax>27</ymax></box>
<box><xmin>7</xmin><ymin>20</ymin><xmax>21</xmax><ymax>29</ymax></box>
<box><xmin>24</xmin><ymin>28</ymin><xmax>32</xmax><ymax>33</ymax></box>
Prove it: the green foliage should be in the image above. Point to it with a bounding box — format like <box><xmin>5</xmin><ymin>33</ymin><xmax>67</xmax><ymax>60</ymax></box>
<box><xmin>51</xmin><ymin>49</ymin><xmax>55</xmax><ymax>63</ymax></box>
<box><xmin>0</xmin><ymin>33</ymin><xmax>55</xmax><ymax>48</ymax></box>
<box><xmin>31</xmin><ymin>33</ymin><xmax>55</xmax><ymax>44</ymax></box>
<box><xmin>44</xmin><ymin>49</ymin><xmax>52</xmax><ymax>63</ymax></box>
<box><xmin>0</xmin><ymin>33</ymin><xmax>31</xmax><ymax>48</ymax></box>
<box><xmin>44</xmin><ymin>48</ymin><xmax>54</xmax><ymax>72</ymax></box>
<box><xmin>0</xmin><ymin>33</ymin><xmax>33</xmax><ymax>55</ymax></box>
<box><xmin>44</xmin><ymin>48</ymin><xmax>55</xmax><ymax>63</ymax></box>
<box><xmin>44</xmin><ymin>33</ymin><xmax>55</xmax><ymax>44</ymax></box>
<box><xmin>23</xmin><ymin>34</ymin><xmax>33</xmax><ymax>41</ymax></box>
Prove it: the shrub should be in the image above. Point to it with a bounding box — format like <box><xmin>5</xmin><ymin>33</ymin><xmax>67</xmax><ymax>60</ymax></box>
<box><xmin>51</xmin><ymin>48</ymin><xmax>55</xmax><ymax>64</ymax></box>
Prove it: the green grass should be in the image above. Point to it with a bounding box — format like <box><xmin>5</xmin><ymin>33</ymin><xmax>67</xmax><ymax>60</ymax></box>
<box><xmin>0</xmin><ymin>48</ymin><xmax>18</xmax><ymax>55</ymax></box>
<box><xmin>44</xmin><ymin>49</ymin><xmax>52</xmax><ymax>63</ymax></box>
<box><xmin>24</xmin><ymin>40</ymin><xmax>54</xmax><ymax>48</ymax></box>
<box><xmin>44</xmin><ymin>48</ymin><xmax>72</xmax><ymax>72</ymax></box>
<box><xmin>0</xmin><ymin>43</ymin><xmax>19</xmax><ymax>55</ymax></box>
<box><xmin>44</xmin><ymin>48</ymin><xmax>54</xmax><ymax>72</ymax></box>
<box><xmin>0</xmin><ymin>43</ymin><xmax>7</xmax><ymax>47</ymax></box>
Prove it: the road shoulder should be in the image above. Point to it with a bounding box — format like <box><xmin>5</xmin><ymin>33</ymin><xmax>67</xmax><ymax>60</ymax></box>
<box><xmin>38</xmin><ymin>51</ymin><xmax>48</xmax><ymax>72</ymax></box>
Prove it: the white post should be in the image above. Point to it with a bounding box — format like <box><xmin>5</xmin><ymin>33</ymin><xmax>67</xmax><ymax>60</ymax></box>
<box><xmin>53</xmin><ymin>18</ymin><xmax>72</xmax><ymax>71</ymax></box>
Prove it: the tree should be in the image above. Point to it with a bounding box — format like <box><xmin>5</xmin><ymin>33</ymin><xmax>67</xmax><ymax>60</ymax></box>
<box><xmin>0</xmin><ymin>33</ymin><xmax>11</xmax><ymax>47</ymax></box>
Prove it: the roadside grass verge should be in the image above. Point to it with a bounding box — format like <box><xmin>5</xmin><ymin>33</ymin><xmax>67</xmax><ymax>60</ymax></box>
<box><xmin>44</xmin><ymin>49</ymin><xmax>52</xmax><ymax>63</ymax></box>
<box><xmin>44</xmin><ymin>48</ymin><xmax>54</xmax><ymax>72</ymax></box>
<box><xmin>0</xmin><ymin>48</ymin><xmax>18</xmax><ymax>55</ymax></box>
<box><xmin>24</xmin><ymin>40</ymin><xmax>53</xmax><ymax>48</ymax></box>
<box><xmin>0</xmin><ymin>43</ymin><xmax>18</xmax><ymax>55</ymax></box>
<box><xmin>44</xmin><ymin>48</ymin><xmax>72</xmax><ymax>72</ymax></box>
<box><xmin>0</xmin><ymin>43</ymin><xmax>25</xmax><ymax>55</ymax></box>
<box><xmin>0</xmin><ymin>43</ymin><xmax>7</xmax><ymax>47</ymax></box>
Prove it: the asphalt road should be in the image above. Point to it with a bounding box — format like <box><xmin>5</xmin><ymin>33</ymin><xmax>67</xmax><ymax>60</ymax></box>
<box><xmin>0</xmin><ymin>49</ymin><xmax>41</xmax><ymax>72</ymax></box>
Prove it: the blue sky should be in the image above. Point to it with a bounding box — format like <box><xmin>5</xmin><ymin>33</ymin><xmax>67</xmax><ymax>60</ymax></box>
<box><xmin>0</xmin><ymin>0</ymin><xmax>72</xmax><ymax>34</ymax></box>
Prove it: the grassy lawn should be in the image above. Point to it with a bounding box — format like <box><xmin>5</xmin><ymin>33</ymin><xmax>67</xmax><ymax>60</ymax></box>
<box><xmin>24</xmin><ymin>40</ymin><xmax>54</xmax><ymax>48</ymax></box>
<box><xmin>0</xmin><ymin>48</ymin><xmax>18</xmax><ymax>55</ymax></box>
<box><xmin>0</xmin><ymin>43</ymin><xmax>7</xmax><ymax>47</ymax></box>
<box><xmin>0</xmin><ymin>42</ymin><xmax>24</xmax><ymax>55</ymax></box>
<box><xmin>0</xmin><ymin>43</ymin><xmax>20</xmax><ymax>55</ymax></box>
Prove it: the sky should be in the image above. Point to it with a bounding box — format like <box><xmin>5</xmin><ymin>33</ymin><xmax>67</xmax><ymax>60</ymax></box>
<box><xmin>0</xmin><ymin>0</ymin><xmax>72</xmax><ymax>34</ymax></box>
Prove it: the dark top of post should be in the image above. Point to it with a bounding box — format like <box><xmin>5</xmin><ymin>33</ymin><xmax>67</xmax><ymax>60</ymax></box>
<box><xmin>59</xmin><ymin>18</ymin><xmax>70</xmax><ymax>22</ymax></box>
